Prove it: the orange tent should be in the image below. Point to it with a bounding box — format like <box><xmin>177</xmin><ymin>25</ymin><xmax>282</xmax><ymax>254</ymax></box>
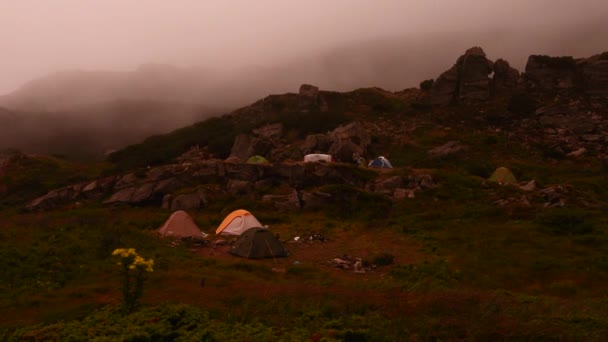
<box><xmin>215</xmin><ymin>209</ymin><xmax>264</xmax><ymax>235</ymax></box>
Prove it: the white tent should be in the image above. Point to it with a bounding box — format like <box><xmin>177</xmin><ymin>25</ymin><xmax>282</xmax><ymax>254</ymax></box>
<box><xmin>158</xmin><ymin>210</ymin><xmax>203</xmax><ymax>238</ymax></box>
<box><xmin>304</xmin><ymin>154</ymin><xmax>332</xmax><ymax>163</ymax></box>
<box><xmin>215</xmin><ymin>209</ymin><xmax>264</xmax><ymax>235</ymax></box>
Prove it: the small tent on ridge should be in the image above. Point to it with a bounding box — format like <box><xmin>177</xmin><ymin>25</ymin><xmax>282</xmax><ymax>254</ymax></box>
<box><xmin>368</xmin><ymin>156</ymin><xmax>393</xmax><ymax>168</ymax></box>
<box><xmin>488</xmin><ymin>167</ymin><xmax>517</xmax><ymax>185</ymax></box>
<box><xmin>216</xmin><ymin>209</ymin><xmax>264</xmax><ymax>236</ymax></box>
<box><xmin>246</xmin><ymin>155</ymin><xmax>269</xmax><ymax>164</ymax></box>
<box><xmin>230</xmin><ymin>228</ymin><xmax>289</xmax><ymax>259</ymax></box>
<box><xmin>158</xmin><ymin>210</ymin><xmax>203</xmax><ymax>239</ymax></box>
<box><xmin>304</xmin><ymin>154</ymin><xmax>332</xmax><ymax>163</ymax></box>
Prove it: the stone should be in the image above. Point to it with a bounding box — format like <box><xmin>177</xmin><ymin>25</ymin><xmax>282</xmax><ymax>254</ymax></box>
<box><xmin>428</xmin><ymin>140</ymin><xmax>466</xmax><ymax>158</ymax></box>
<box><xmin>162</xmin><ymin>194</ymin><xmax>173</xmax><ymax>209</ymax></box>
<box><xmin>302</xmin><ymin>134</ymin><xmax>334</xmax><ymax>155</ymax></box>
<box><xmin>578</xmin><ymin>52</ymin><xmax>608</xmax><ymax>98</ymax></box>
<box><xmin>331</xmin><ymin>122</ymin><xmax>372</xmax><ymax>148</ymax></box>
<box><xmin>262</xmin><ymin>189</ymin><xmax>300</xmax><ymax>211</ymax></box>
<box><xmin>300</xmin><ymin>191</ymin><xmax>332</xmax><ymax>209</ymax></box>
<box><xmin>374</xmin><ymin>176</ymin><xmax>403</xmax><ymax>194</ymax></box>
<box><xmin>567</xmin><ymin>147</ymin><xmax>587</xmax><ymax>157</ymax></box>
<box><xmin>229</xmin><ymin>134</ymin><xmax>273</xmax><ymax>161</ymax></box>
<box><xmin>226</xmin><ymin>179</ymin><xmax>252</xmax><ymax>195</ymax></box>
<box><xmin>299</xmin><ymin>84</ymin><xmax>319</xmax><ymax>97</ymax></box>
<box><xmin>492</xmin><ymin>58</ymin><xmax>520</xmax><ymax>90</ymax></box>
<box><xmin>253</xmin><ymin>123</ymin><xmax>284</xmax><ymax>139</ymax></box>
<box><xmin>104</xmin><ymin>187</ymin><xmax>136</xmax><ymax>205</ymax></box>
<box><xmin>430</xmin><ymin>47</ymin><xmax>494</xmax><ymax>105</ymax></box>
<box><xmin>170</xmin><ymin>193</ymin><xmax>202</xmax><ymax>211</ymax></box>
<box><xmin>520</xmin><ymin>180</ymin><xmax>536</xmax><ymax>191</ymax></box>
<box><xmin>525</xmin><ymin>55</ymin><xmax>578</xmax><ymax>93</ymax></box>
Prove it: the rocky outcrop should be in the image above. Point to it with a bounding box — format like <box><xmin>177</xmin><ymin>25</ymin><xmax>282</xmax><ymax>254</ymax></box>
<box><xmin>229</xmin><ymin>134</ymin><xmax>273</xmax><ymax>161</ymax></box>
<box><xmin>25</xmin><ymin>160</ymin><xmax>397</xmax><ymax>211</ymax></box>
<box><xmin>301</xmin><ymin>121</ymin><xmax>372</xmax><ymax>162</ymax></box>
<box><xmin>299</xmin><ymin>84</ymin><xmax>319</xmax><ymax>98</ymax></box>
<box><xmin>524</xmin><ymin>52</ymin><xmax>608</xmax><ymax>98</ymax></box>
<box><xmin>428</xmin><ymin>141</ymin><xmax>467</xmax><ymax>159</ymax></box>
<box><xmin>430</xmin><ymin>47</ymin><xmax>498</xmax><ymax>105</ymax></box>
<box><xmin>579</xmin><ymin>52</ymin><xmax>608</xmax><ymax>98</ymax></box>
<box><xmin>524</xmin><ymin>55</ymin><xmax>578</xmax><ymax>93</ymax></box>
<box><xmin>493</xmin><ymin>59</ymin><xmax>520</xmax><ymax>91</ymax></box>
<box><xmin>457</xmin><ymin>47</ymin><xmax>494</xmax><ymax>101</ymax></box>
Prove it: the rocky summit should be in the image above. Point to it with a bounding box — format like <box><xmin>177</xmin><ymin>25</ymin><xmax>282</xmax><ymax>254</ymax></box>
<box><xmin>20</xmin><ymin>46</ymin><xmax>608</xmax><ymax>214</ymax></box>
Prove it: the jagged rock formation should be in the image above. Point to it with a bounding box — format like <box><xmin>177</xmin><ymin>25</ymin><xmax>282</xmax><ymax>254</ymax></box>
<box><xmin>430</xmin><ymin>48</ymin><xmax>608</xmax><ymax>106</ymax></box>
<box><xmin>229</xmin><ymin>120</ymin><xmax>372</xmax><ymax>163</ymax></box>
<box><xmin>492</xmin><ymin>59</ymin><xmax>520</xmax><ymax>91</ymax></box>
<box><xmin>579</xmin><ymin>52</ymin><xmax>608</xmax><ymax>98</ymax></box>
<box><xmin>524</xmin><ymin>55</ymin><xmax>578</xmax><ymax>93</ymax></box>
<box><xmin>524</xmin><ymin>52</ymin><xmax>608</xmax><ymax>97</ymax></box>
<box><xmin>430</xmin><ymin>47</ymin><xmax>499</xmax><ymax>105</ymax></box>
<box><xmin>25</xmin><ymin>157</ymin><xmax>437</xmax><ymax>211</ymax></box>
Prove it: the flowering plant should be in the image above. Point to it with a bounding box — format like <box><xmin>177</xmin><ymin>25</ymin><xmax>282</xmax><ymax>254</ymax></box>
<box><xmin>112</xmin><ymin>248</ymin><xmax>154</xmax><ymax>312</ymax></box>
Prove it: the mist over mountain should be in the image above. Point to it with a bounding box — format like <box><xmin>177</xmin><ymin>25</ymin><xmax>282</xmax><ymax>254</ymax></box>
<box><xmin>0</xmin><ymin>9</ymin><xmax>606</xmax><ymax>159</ymax></box>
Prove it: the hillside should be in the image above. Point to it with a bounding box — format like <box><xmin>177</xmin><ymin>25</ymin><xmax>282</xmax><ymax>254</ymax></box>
<box><xmin>2</xmin><ymin>47</ymin><xmax>608</xmax><ymax>340</ymax></box>
<box><xmin>0</xmin><ymin>100</ymin><xmax>220</xmax><ymax>160</ymax></box>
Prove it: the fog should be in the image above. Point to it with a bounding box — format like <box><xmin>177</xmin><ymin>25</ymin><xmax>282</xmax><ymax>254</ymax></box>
<box><xmin>1</xmin><ymin>1</ymin><xmax>607</xmax><ymax>159</ymax></box>
<box><xmin>1</xmin><ymin>0</ymin><xmax>607</xmax><ymax>95</ymax></box>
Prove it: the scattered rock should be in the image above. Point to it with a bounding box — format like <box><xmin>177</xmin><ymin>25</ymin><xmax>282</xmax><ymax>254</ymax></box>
<box><xmin>428</xmin><ymin>140</ymin><xmax>466</xmax><ymax>158</ymax></box>
<box><xmin>567</xmin><ymin>147</ymin><xmax>587</xmax><ymax>157</ymax></box>
<box><xmin>299</xmin><ymin>84</ymin><xmax>319</xmax><ymax>97</ymax></box>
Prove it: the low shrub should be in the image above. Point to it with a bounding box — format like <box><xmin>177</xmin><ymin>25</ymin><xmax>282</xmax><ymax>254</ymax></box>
<box><xmin>419</xmin><ymin>79</ymin><xmax>434</xmax><ymax>91</ymax></box>
<box><xmin>535</xmin><ymin>209</ymin><xmax>594</xmax><ymax>235</ymax></box>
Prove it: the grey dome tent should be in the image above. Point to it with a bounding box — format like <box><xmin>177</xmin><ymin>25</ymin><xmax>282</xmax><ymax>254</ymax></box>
<box><xmin>368</xmin><ymin>156</ymin><xmax>393</xmax><ymax>168</ymax></box>
<box><xmin>230</xmin><ymin>228</ymin><xmax>289</xmax><ymax>259</ymax></box>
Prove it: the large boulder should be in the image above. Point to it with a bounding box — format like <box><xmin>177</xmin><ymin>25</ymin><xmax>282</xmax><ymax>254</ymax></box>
<box><xmin>429</xmin><ymin>64</ymin><xmax>459</xmax><ymax>106</ymax></box>
<box><xmin>299</xmin><ymin>84</ymin><xmax>319</xmax><ymax>98</ymax></box>
<box><xmin>330</xmin><ymin>122</ymin><xmax>372</xmax><ymax>148</ymax></box>
<box><xmin>457</xmin><ymin>47</ymin><xmax>494</xmax><ymax>101</ymax></box>
<box><xmin>262</xmin><ymin>189</ymin><xmax>301</xmax><ymax>211</ymax></box>
<box><xmin>579</xmin><ymin>52</ymin><xmax>608</xmax><ymax>98</ymax></box>
<box><xmin>524</xmin><ymin>55</ymin><xmax>578</xmax><ymax>93</ymax></box>
<box><xmin>493</xmin><ymin>59</ymin><xmax>520</xmax><ymax>91</ymax></box>
<box><xmin>301</xmin><ymin>134</ymin><xmax>334</xmax><ymax>155</ymax></box>
<box><xmin>229</xmin><ymin>134</ymin><xmax>273</xmax><ymax>161</ymax></box>
<box><xmin>430</xmin><ymin>47</ymin><xmax>494</xmax><ymax>105</ymax></box>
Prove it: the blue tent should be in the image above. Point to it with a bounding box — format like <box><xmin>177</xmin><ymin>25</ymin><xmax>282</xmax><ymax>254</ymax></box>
<box><xmin>368</xmin><ymin>156</ymin><xmax>393</xmax><ymax>168</ymax></box>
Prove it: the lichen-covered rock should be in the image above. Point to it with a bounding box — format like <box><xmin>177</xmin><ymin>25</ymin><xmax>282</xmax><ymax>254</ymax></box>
<box><xmin>493</xmin><ymin>59</ymin><xmax>520</xmax><ymax>90</ymax></box>
<box><xmin>524</xmin><ymin>55</ymin><xmax>578</xmax><ymax>92</ymax></box>
<box><xmin>579</xmin><ymin>52</ymin><xmax>608</xmax><ymax>98</ymax></box>
<box><xmin>430</xmin><ymin>47</ymin><xmax>494</xmax><ymax>105</ymax></box>
<box><xmin>299</xmin><ymin>84</ymin><xmax>319</xmax><ymax>97</ymax></box>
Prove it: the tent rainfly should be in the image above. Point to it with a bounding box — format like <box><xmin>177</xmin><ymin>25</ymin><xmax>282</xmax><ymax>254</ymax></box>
<box><xmin>368</xmin><ymin>156</ymin><xmax>393</xmax><ymax>168</ymax></box>
<box><xmin>304</xmin><ymin>154</ymin><xmax>332</xmax><ymax>163</ymax></box>
<box><xmin>216</xmin><ymin>209</ymin><xmax>264</xmax><ymax>236</ymax></box>
<box><xmin>246</xmin><ymin>155</ymin><xmax>269</xmax><ymax>164</ymax></box>
<box><xmin>158</xmin><ymin>210</ymin><xmax>203</xmax><ymax>238</ymax></box>
<box><xmin>488</xmin><ymin>167</ymin><xmax>517</xmax><ymax>185</ymax></box>
<box><xmin>230</xmin><ymin>228</ymin><xmax>289</xmax><ymax>259</ymax></box>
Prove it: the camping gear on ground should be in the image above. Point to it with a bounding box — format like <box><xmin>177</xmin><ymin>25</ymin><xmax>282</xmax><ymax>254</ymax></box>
<box><xmin>368</xmin><ymin>156</ymin><xmax>393</xmax><ymax>168</ymax></box>
<box><xmin>230</xmin><ymin>228</ymin><xmax>289</xmax><ymax>259</ymax></box>
<box><xmin>246</xmin><ymin>155</ymin><xmax>269</xmax><ymax>164</ymax></box>
<box><xmin>158</xmin><ymin>210</ymin><xmax>203</xmax><ymax>238</ymax></box>
<box><xmin>304</xmin><ymin>154</ymin><xmax>332</xmax><ymax>163</ymax></box>
<box><xmin>488</xmin><ymin>167</ymin><xmax>517</xmax><ymax>185</ymax></box>
<box><xmin>216</xmin><ymin>209</ymin><xmax>264</xmax><ymax>235</ymax></box>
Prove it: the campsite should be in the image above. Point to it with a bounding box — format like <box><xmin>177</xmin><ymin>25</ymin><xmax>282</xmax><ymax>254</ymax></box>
<box><xmin>2</xmin><ymin>34</ymin><xmax>608</xmax><ymax>341</ymax></box>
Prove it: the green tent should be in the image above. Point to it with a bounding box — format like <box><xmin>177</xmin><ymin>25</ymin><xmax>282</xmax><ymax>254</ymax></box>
<box><xmin>246</xmin><ymin>155</ymin><xmax>269</xmax><ymax>164</ymax></box>
<box><xmin>488</xmin><ymin>167</ymin><xmax>517</xmax><ymax>185</ymax></box>
<box><xmin>230</xmin><ymin>228</ymin><xmax>289</xmax><ymax>259</ymax></box>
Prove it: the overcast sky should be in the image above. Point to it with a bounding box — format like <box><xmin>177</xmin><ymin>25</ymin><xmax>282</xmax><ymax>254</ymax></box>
<box><xmin>1</xmin><ymin>0</ymin><xmax>607</xmax><ymax>94</ymax></box>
